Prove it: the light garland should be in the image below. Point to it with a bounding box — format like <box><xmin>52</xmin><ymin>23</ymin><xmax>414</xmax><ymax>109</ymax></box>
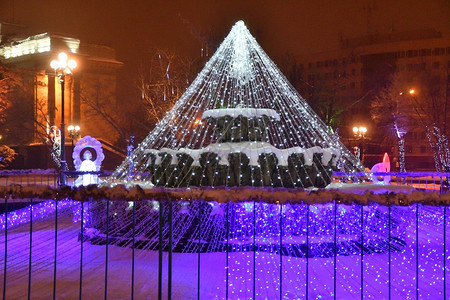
<box><xmin>108</xmin><ymin>21</ymin><xmax>364</xmax><ymax>187</ymax></box>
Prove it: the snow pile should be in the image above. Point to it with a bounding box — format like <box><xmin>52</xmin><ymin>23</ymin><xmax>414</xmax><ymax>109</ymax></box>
<box><xmin>145</xmin><ymin>143</ymin><xmax>340</xmax><ymax>167</ymax></box>
<box><xmin>202</xmin><ymin>107</ymin><xmax>280</xmax><ymax>121</ymax></box>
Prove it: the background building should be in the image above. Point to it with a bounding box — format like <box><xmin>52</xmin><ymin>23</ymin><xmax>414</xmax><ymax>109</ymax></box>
<box><xmin>0</xmin><ymin>23</ymin><xmax>124</xmax><ymax>169</ymax></box>
<box><xmin>296</xmin><ymin>28</ymin><xmax>450</xmax><ymax>170</ymax></box>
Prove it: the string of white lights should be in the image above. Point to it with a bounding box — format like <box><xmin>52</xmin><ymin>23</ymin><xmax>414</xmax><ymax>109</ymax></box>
<box><xmin>108</xmin><ymin>20</ymin><xmax>364</xmax><ymax>187</ymax></box>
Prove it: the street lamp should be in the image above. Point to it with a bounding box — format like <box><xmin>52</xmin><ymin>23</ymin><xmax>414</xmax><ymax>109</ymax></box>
<box><xmin>353</xmin><ymin>126</ymin><xmax>367</xmax><ymax>164</ymax></box>
<box><xmin>68</xmin><ymin>125</ymin><xmax>80</xmax><ymax>169</ymax></box>
<box><xmin>352</xmin><ymin>126</ymin><xmax>367</xmax><ymax>138</ymax></box>
<box><xmin>51</xmin><ymin>52</ymin><xmax>77</xmax><ymax>186</ymax></box>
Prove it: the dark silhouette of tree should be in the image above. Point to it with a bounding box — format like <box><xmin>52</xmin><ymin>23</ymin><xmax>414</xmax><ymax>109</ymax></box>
<box><xmin>138</xmin><ymin>49</ymin><xmax>205</xmax><ymax>125</ymax></box>
<box><xmin>371</xmin><ymin>69</ymin><xmax>449</xmax><ymax>171</ymax></box>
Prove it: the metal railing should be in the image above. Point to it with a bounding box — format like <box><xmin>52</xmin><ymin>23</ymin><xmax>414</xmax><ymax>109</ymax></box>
<box><xmin>333</xmin><ymin>171</ymin><xmax>450</xmax><ymax>193</ymax></box>
<box><xmin>0</xmin><ymin>170</ymin><xmax>112</xmax><ymax>188</ymax></box>
<box><xmin>0</xmin><ymin>172</ymin><xmax>449</xmax><ymax>298</ymax></box>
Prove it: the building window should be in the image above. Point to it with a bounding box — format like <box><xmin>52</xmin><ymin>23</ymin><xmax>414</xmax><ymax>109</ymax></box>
<box><xmin>434</xmin><ymin>48</ymin><xmax>446</xmax><ymax>55</ymax></box>
<box><xmin>407</xmin><ymin>50</ymin><xmax>418</xmax><ymax>57</ymax></box>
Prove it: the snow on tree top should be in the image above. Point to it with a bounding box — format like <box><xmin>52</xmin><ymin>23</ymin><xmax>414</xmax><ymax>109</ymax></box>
<box><xmin>202</xmin><ymin>108</ymin><xmax>280</xmax><ymax>121</ymax></box>
<box><xmin>145</xmin><ymin>143</ymin><xmax>339</xmax><ymax>167</ymax></box>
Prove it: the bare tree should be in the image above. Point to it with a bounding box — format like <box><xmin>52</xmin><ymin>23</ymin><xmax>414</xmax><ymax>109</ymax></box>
<box><xmin>371</xmin><ymin>69</ymin><xmax>449</xmax><ymax>172</ymax></box>
<box><xmin>370</xmin><ymin>74</ymin><xmax>410</xmax><ymax>171</ymax></box>
<box><xmin>0</xmin><ymin>64</ymin><xmax>23</xmax><ymax>134</ymax></box>
<box><xmin>138</xmin><ymin>50</ymin><xmax>204</xmax><ymax>125</ymax></box>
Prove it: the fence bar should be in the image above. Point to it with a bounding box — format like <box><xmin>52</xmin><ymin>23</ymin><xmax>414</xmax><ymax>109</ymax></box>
<box><xmin>168</xmin><ymin>199</ymin><xmax>173</xmax><ymax>300</ymax></box>
<box><xmin>416</xmin><ymin>202</ymin><xmax>419</xmax><ymax>299</ymax></box>
<box><xmin>104</xmin><ymin>200</ymin><xmax>109</xmax><ymax>300</ymax></box>
<box><xmin>158</xmin><ymin>201</ymin><xmax>163</xmax><ymax>300</ymax></box>
<box><xmin>388</xmin><ymin>205</ymin><xmax>391</xmax><ymax>300</ymax></box>
<box><xmin>28</xmin><ymin>198</ymin><xmax>33</xmax><ymax>300</ymax></box>
<box><xmin>306</xmin><ymin>204</ymin><xmax>309</xmax><ymax>299</ymax></box>
<box><xmin>197</xmin><ymin>201</ymin><xmax>201</xmax><ymax>300</ymax></box>
<box><xmin>53</xmin><ymin>200</ymin><xmax>58</xmax><ymax>300</ymax></box>
<box><xmin>79</xmin><ymin>201</ymin><xmax>84</xmax><ymax>300</ymax></box>
<box><xmin>279</xmin><ymin>202</ymin><xmax>283</xmax><ymax>300</ymax></box>
<box><xmin>445</xmin><ymin>206</ymin><xmax>447</xmax><ymax>299</ymax></box>
<box><xmin>3</xmin><ymin>196</ymin><xmax>7</xmax><ymax>300</ymax></box>
<box><xmin>253</xmin><ymin>200</ymin><xmax>256</xmax><ymax>300</ymax></box>
<box><xmin>226</xmin><ymin>202</ymin><xmax>229</xmax><ymax>300</ymax></box>
<box><xmin>360</xmin><ymin>204</ymin><xmax>363</xmax><ymax>299</ymax></box>
<box><xmin>334</xmin><ymin>200</ymin><xmax>337</xmax><ymax>300</ymax></box>
<box><xmin>131</xmin><ymin>201</ymin><xmax>135</xmax><ymax>300</ymax></box>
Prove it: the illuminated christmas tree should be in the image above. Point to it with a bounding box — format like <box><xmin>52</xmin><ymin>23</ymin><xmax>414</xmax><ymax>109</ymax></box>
<box><xmin>108</xmin><ymin>21</ymin><xmax>364</xmax><ymax>187</ymax></box>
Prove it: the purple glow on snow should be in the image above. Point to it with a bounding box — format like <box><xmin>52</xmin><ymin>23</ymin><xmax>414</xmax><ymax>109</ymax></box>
<box><xmin>0</xmin><ymin>199</ymin><xmax>77</xmax><ymax>230</ymax></box>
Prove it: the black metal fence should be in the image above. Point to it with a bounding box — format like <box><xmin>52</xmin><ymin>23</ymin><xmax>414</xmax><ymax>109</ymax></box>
<box><xmin>0</xmin><ymin>170</ymin><xmax>112</xmax><ymax>188</ymax></box>
<box><xmin>0</xmin><ymin>171</ymin><xmax>450</xmax><ymax>298</ymax></box>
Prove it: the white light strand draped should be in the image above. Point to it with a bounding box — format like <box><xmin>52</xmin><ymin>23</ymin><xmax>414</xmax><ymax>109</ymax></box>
<box><xmin>108</xmin><ymin>21</ymin><xmax>364</xmax><ymax>186</ymax></box>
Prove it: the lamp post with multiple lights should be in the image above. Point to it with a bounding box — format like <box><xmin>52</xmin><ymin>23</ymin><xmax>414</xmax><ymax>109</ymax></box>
<box><xmin>50</xmin><ymin>52</ymin><xmax>77</xmax><ymax>186</ymax></box>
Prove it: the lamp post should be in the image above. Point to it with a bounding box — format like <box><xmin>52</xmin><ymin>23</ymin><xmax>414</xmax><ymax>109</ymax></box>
<box><xmin>353</xmin><ymin>126</ymin><xmax>367</xmax><ymax>164</ymax></box>
<box><xmin>396</xmin><ymin>88</ymin><xmax>416</xmax><ymax>172</ymax></box>
<box><xmin>68</xmin><ymin>125</ymin><xmax>80</xmax><ymax>169</ymax></box>
<box><xmin>51</xmin><ymin>52</ymin><xmax>77</xmax><ymax>186</ymax></box>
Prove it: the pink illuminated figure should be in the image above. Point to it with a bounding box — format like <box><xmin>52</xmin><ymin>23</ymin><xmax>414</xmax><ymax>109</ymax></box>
<box><xmin>370</xmin><ymin>153</ymin><xmax>391</xmax><ymax>185</ymax></box>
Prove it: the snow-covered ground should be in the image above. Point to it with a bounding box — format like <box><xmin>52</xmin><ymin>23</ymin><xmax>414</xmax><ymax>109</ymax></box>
<box><xmin>1</xmin><ymin>201</ymin><xmax>449</xmax><ymax>299</ymax></box>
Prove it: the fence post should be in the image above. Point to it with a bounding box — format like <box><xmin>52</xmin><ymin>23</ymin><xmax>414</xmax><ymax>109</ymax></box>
<box><xmin>444</xmin><ymin>206</ymin><xmax>447</xmax><ymax>299</ymax></box>
<box><xmin>104</xmin><ymin>200</ymin><xmax>109</xmax><ymax>300</ymax></box>
<box><xmin>53</xmin><ymin>200</ymin><xmax>58</xmax><ymax>300</ymax></box>
<box><xmin>28</xmin><ymin>198</ymin><xmax>33</xmax><ymax>300</ymax></box>
<box><xmin>79</xmin><ymin>201</ymin><xmax>84</xmax><ymax>300</ymax></box>
<box><xmin>253</xmin><ymin>200</ymin><xmax>256</xmax><ymax>300</ymax></box>
<box><xmin>334</xmin><ymin>200</ymin><xmax>337</xmax><ymax>300</ymax></box>
<box><xmin>168</xmin><ymin>200</ymin><xmax>173</xmax><ymax>300</ymax></box>
<box><xmin>131</xmin><ymin>200</ymin><xmax>136</xmax><ymax>300</ymax></box>
<box><xmin>226</xmin><ymin>202</ymin><xmax>230</xmax><ymax>300</ymax></box>
<box><xmin>388</xmin><ymin>205</ymin><xmax>391</xmax><ymax>300</ymax></box>
<box><xmin>158</xmin><ymin>201</ymin><xmax>163</xmax><ymax>300</ymax></box>
<box><xmin>3</xmin><ymin>195</ymin><xmax>7</xmax><ymax>300</ymax></box>
<box><xmin>360</xmin><ymin>204</ymin><xmax>364</xmax><ymax>299</ymax></box>
<box><xmin>416</xmin><ymin>202</ymin><xmax>419</xmax><ymax>299</ymax></box>
<box><xmin>197</xmin><ymin>201</ymin><xmax>202</xmax><ymax>300</ymax></box>
<box><xmin>279</xmin><ymin>202</ymin><xmax>283</xmax><ymax>300</ymax></box>
<box><xmin>306</xmin><ymin>204</ymin><xmax>309</xmax><ymax>299</ymax></box>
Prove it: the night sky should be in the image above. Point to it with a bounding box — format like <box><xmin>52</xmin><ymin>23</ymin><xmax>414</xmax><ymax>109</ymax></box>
<box><xmin>1</xmin><ymin>0</ymin><xmax>449</xmax><ymax>99</ymax></box>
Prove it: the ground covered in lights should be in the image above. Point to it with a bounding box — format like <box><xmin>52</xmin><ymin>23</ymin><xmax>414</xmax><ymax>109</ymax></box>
<box><xmin>1</xmin><ymin>199</ymin><xmax>449</xmax><ymax>299</ymax></box>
